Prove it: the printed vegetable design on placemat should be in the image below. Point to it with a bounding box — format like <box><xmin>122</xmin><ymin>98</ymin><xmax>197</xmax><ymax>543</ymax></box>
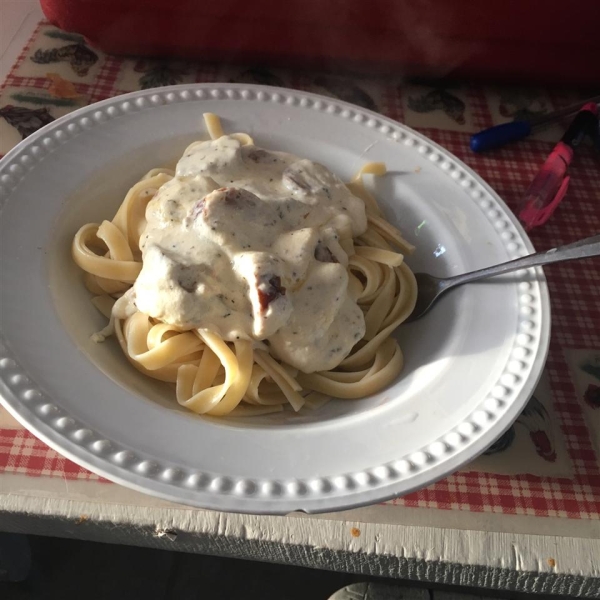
<box><xmin>484</xmin><ymin>396</ymin><xmax>557</xmax><ymax>461</ymax></box>
<box><xmin>313</xmin><ymin>76</ymin><xmax>378</xmax><ymax>111</ymax></box>
<box><xmin>0</xmin><ymin>78</ymin><xmax>82</xmax><ymax>140</ymax></box>
<box><xmin>43</xmin><ymin>29</ymin><xmax>87</xmax><ymax>44</ymax></box>
<box><xmin>232</xmin><ymin>67</ymin><xmax>286</xmax><ymax>88</ymax></box>
<box><xmin>0</xmin><ymin>105</ymin><xmax>54</xmax><ymax>139</ymax></box>
<box><xmin>483</xmin><ymin>425</ymin><xmax>516</xmax><ymax>455</ymax></box>
<box><xmin>46</xmin><ymin>73</ymin><xmax>80</xmax><ymax>99</ymax></box>
<box><xmin>498</xmin><ymin>89</ymin><xmax>549</xmax><ymax>121</ymax></box>
<box><xmin>407</xmin><ymin>87</ymin><xmax>466</xmax><ymax>124</ymax></box>
<box><xmin>30</xmin><ymin>29</ymin><xmax>98</xmax><ymax>77</ymax></box>
<box><xmin>133</xmin><ymin>60</ymin><xmax>190</xmax><ymax>89</ymax></box>
<box><xmin>580</xmin><ymin>356</ymin><xmax>600</xmax><ymax>409</ymax></box>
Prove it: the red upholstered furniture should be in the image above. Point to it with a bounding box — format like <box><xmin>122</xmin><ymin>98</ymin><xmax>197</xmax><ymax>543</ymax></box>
<box><xmin>41</xmin><ymin>0</ymin><xmax>600</xmax><ymax>84</ymax></box>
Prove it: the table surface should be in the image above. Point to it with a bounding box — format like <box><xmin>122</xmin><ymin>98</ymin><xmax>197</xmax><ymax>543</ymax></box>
<box><xmin>0</xmin><ymin>2</ymin><xmax>599</xmax><ymax>598</ymax></box>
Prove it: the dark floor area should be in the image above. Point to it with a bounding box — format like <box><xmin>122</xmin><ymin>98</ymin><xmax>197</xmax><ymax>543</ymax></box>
<box><xmin>1</xmin><ymin>534</ymin><xmax>363</xmax><ymax>600</ymax></box>
<box><xmin>0</xmin><ymin>534</ymin><xmax>581</xmax><ymax>599</ymax></box>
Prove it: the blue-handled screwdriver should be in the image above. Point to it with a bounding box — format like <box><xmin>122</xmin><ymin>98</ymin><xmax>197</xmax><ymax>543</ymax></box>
<box><xmin>470</xmin><ymin>94</ymin><xmax>600</xmax><ymax>153</ymax></box>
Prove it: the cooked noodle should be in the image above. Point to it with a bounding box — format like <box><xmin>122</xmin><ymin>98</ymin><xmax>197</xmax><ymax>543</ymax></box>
<box><xmin>72</xmin><ymin>114</ymin><xmax>417</xmax><ymax>416</ymax></box>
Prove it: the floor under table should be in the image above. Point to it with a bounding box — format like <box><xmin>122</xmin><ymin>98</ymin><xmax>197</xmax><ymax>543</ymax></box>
<box><xmin>0</xmin><ymin>534</ymin><xmax>576</xmax><ymax>600</ymax></box>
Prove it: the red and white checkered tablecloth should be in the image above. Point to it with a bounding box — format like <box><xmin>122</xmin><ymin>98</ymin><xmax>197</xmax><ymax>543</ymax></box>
<box><xmin>1</xmin><ymin>22</ymin><xmax>599</xmax><ymax>519</ymax></box>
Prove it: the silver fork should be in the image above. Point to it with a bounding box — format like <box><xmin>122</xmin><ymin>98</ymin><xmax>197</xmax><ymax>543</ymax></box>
<box><xmin>407</xmin><ymin>234</ymin><xmax>600</xmax><ymax>322</ymax></box>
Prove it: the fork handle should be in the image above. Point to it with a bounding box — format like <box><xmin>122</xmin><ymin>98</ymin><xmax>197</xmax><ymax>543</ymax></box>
<box><xmin>447</xmin><ymin>234</ymin><xmax>600</xmax><ymax>288</ymax></box>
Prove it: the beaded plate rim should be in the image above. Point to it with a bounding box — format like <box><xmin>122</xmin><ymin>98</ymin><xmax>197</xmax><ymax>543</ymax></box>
<box><xmin>0</xmin><ymin>83</ymin><xmax>550</xmax><ymax>513</ymax></box>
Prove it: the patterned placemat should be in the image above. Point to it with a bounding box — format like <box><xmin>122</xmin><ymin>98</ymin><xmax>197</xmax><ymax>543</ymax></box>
<box><xmin>1</xmin><ymin>23</ymin><xmax>599</xmax><ymax>518</ymax></box>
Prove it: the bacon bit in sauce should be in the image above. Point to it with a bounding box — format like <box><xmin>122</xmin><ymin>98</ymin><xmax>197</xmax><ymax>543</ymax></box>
<box><xmin>188</xmin><ymin>198</ymin><xmax>205</xmax><ymax>221</ymax></box>
<box><xmin>177</xmin><ymin>266</ymin><xmax>199</xmax><ymax>293</ymax></box>
<box><xmin>314</xmin><ymin>244</ymin><xmax>338</xmax><ymax>263</ymax></box>
<box><xmin>282</xmin><ymin>167</ymin><xmax>310</xmax><ymax>191</ymax></box>
<box><xmin>257</xmin><ymin>275</ymin><xmax>286</xmax><ymax>311</ymax></box>
<box><xmin>219</xmin><ymin>187</ymin><xmax>257</xmax><ymax>207</ymax></box>
<box><xmin>246</xmin><ymin>148</ymin><xmax>269</xmax><ymax>162</ymax></box>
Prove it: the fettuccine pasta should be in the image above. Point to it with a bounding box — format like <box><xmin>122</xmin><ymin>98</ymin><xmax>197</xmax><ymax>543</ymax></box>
<box><xmin>72</xmin><ymin>114</ymin><xmax>417</xmax><ymax>417</ymax></box>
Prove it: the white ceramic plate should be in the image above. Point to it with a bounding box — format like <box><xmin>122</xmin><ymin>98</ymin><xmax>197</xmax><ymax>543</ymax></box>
<box><xmin>0</xmin><ymin>84</ymin><xmax>550</xmax><ymax>514</ymax></box>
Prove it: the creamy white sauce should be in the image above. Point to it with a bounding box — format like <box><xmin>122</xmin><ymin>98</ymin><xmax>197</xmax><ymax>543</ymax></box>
<box><xmin>115</xmin><ymin>136</ymin><xmax>368</xmax><ymax>373</ymax></box>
